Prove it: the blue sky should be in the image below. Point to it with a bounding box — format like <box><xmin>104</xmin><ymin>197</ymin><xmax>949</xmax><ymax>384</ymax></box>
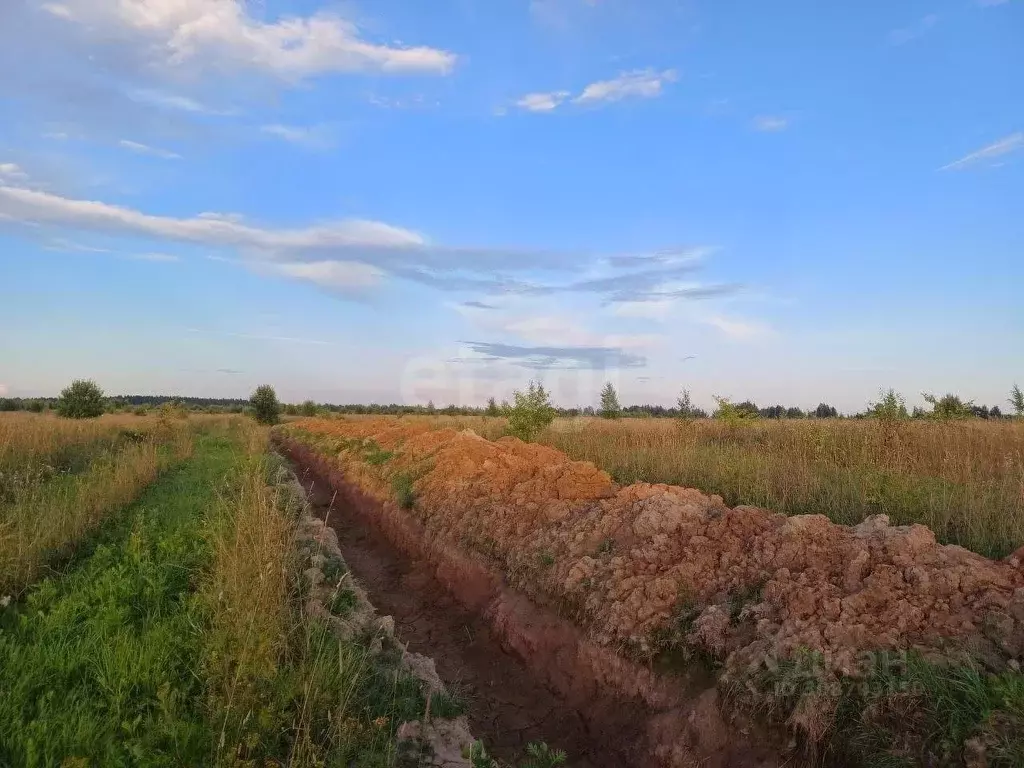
<box><xmin>0</xmin><ymin>0</ymin><xmax>1021</xmax><ymax>412</ymax></box>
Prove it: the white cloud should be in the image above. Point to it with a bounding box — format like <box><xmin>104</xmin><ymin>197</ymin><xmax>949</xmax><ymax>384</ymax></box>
<box><xmin>939</xmin><ymin>132</ymin><xmax>1023</xmax><ymax>171</ymax></box>
<box><xmin>753</xmin><ymin>115</ymin><xmax>789</xmax><ymax>132</ymax></box>
<box><xmin>0</xmin><ymin>163</ymin><xmax>28</xmax><ymax>182</ymax></box>
<box><xmin>44</xmin><ymin>0</ymin><xmax>457</xmax><ymax>80</ymax></box>
<box><xmin>0</xmin><ymin>184</ymin><xmax>424</xmax><ymax>251</ymax></box>
<box><xmin>888</xmin><ymin>14</ymin><xmax>938</xmax><ymax>45</ymax></box>
<box><xmin>118</xmin><ymin>139</ymin><xmax>181</xmax><ymax>159</ymax></box>
<box><xmin>515</xmin><ymin>91</ymin><xmax>570</xmax><ymax>112</ymax></box>
<box><xmin>574</xmin><ymin>68</ymin><xmax>677</xmax><ymax>105</ymax></box>
<box><xmin>127</xmin><ymin>88</ymin><xmax>233</xmax><ymax>115</ymax></box>
<box><xmin>512</xmin><ymin>68</ymin><xmax>677</xmax><ymax>114</ymax></box>
<box><xmin>260</xmin><ymin>124</ymin><xmax>336</xmax><ymax>150</ymax></box>
<box><xmin>270</xmin><ymin>260</ymin><xmax>384</xmax><ymax>291</ymax></box>
<box><xmin>700</xmin><ymin>314</ymin><xmax>774</xmax><ymax>341</ymax></box>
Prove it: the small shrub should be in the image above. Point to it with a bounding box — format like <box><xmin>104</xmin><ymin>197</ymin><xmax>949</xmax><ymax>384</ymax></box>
<box><xmin>505</xmin><ymin>381</ymin><xmax>555</xmax><ymax>442</ymax></box>
<box><xmin>26</xmin><ymin>400</ymin><xmax>44</xmax><ymax>413</ymax></box>
<box><xmin>56</xmin><ymin>379</ymin><xmax>106</xmax><ymax>419</ymax></box>
<box><xmin>1009</xmin><ymin>384</ymin><xmax>1023</xmax><ymax>418</ymax></box>
<box><xmin>249</xmin><ymin>384</ymin><xmax>281</xmax><ymax>425</ymax></box>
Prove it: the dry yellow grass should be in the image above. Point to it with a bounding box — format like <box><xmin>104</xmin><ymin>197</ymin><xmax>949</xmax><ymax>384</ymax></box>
<box><xmin>0</xmin><ymin>412</ymin><xmax>199</xmax><ymax>594</ymax></box>
<box><xmin>338</xmin><ymin>413</ymin><xmax>1024</xmax><ymax>558</ymax></box>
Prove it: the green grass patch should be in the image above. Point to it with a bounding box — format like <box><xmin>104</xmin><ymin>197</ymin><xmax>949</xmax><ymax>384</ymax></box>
<box><xmin>0</xmin><ymin>434</ymin><xmax>239</xmax><ymax>766</ymax></box>
<box><xmin>391</xmin><ymin>472</ymin><xmax>416</xmax><ymax>509</ymax></box>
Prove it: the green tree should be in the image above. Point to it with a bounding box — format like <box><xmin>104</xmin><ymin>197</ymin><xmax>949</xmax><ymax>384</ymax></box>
<box><xmin>599</xmin><ymin>382</ymin><xmax>620</xmax><ymax>419</ymax></box>
<box><xmin>485</xmin><ymin>397</ymin><xmax>500</xmax><ymax>417</ymax></box>
<box><xmin>1010</xmin><ymin>384</ymin><xmax>1024</xmax><ymax>417</ymax></box>
<box><xmin>505</xmin><ymin>381</ymin><xmax>555</xmax><ymax>442</ymax></box>
<box><xmin>425</xmin><ymin>400</ymin><xmax>436</xmax><ymax>415</ymax></box>
<box><xmin>26</xmin><ymin>400</ymin><xmax>44</xmax><ymax>413</ymax></box>
<box><xmin>300</xmin><ymin>400</ymin><xmax>318</xmax><ymax>417</ymax></box>
<box><xmin>922</xmin><ymin>392</ymin><xmax>974</xmax><ymax>420</ymax></box>
<box><xmin>56</xmin><ymin>379</ymin><xmax>106</xmax><ymax>419</ymax></box>
<box><xmin>785</xmin><ymin>406</ymin><xmax>805</xmax><ymax>419</ymax></box>
<box><xmin>868</xmin><ymin>388</ymin><xmax>909</xmax><ymax>421</ymax></box>
<box><xmin>813</xmin><ymin>403</ymin><xmax>838</xmax><ymax>418</ymax></box>
<box><xmin>249</xmin><ymin>384</ymin><xmax>281</xmax><ymax>425</ymax></box>
<box><xmin>676</xmin><ymin>388</ymin><xmax>698</xmax><ymax>423</ymax></box>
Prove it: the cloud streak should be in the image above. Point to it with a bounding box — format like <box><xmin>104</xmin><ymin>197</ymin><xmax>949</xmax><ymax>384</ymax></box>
<box><xmin>513</xmin><ymin>69</ymin><xmax>677</xmax><ymax>113</ymax></box>
<box><xmin>939</xmin><ymin>132</ymin><xmax>1023</xmax><ymax>171</ymax></box>
<box><xmin>753</xmin><ymin>115</ymin><xmax>788</xmax><ymax>132</ymax></box>
<box><xmin>118</xmin><ymin>139</ymin><xmax>181</xmax><ymax>159</ymax></box>
<box><xmin>459</xmin><ymin>341</ymin><xmax>646</xmax><ymax>370</ymax></box>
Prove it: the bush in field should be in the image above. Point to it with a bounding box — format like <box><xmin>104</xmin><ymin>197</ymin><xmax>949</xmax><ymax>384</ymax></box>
<box><xmin>869</xmin><ymin>389</ymin><xmax>909</xmax><ymax>422</ymax></box>
<box><xmin>713</xmin><ymin>396</ymin><xmax>758</xmax><ymax>427</ymax></box>
<box><xmin>1010</xmin><ymin>384</ymin><xmax>1024</xmax><ymax>418</ymax></box>
<box><xmin>56</xmin><ymin>379</ymin><xmax>106</xmax><ymax>419</ymax></box>
<box><xmin>505</xmin><ymin>381</ymin><xmax>555</xmax><ymax>442</ymax></box>
<box><xmin>26</xmin><ymin>400</ymin><xmax>44</xmax><ymax>413</ymax></box>
<box><xmin>923</xmin><ymin>393</ymin><xmax>974</xmax><ymax>420</ymax></box>
<box><xmin>300</xmin><ymin>399</ymin><xmax>318</xmax><ymax>417</ymax></box>
<box><xmin>599</xmin><ymin>382</ymin><xmax>621</xmax><ymax>419</ymax></box>
<box><xmin>485</xmin><ymin>397</ymin><xmax>500</xmax><ymax>417</ymax></box>
<box><xmin>249</xmin><ymin>385</ymin><xmax>281</xmax><ymax>425</ymax></box>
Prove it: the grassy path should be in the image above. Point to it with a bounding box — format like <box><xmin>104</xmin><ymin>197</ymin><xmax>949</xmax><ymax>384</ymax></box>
<box><xmin>0</xmin><ymin>434</ymin><xmax>240</xmax><ymax>767</ymax></box>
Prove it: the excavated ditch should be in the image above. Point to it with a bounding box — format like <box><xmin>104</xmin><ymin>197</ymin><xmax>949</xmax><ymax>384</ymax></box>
<box><xmin>281</xmin><ymin>439</ymin><xmax>782</xmax><ymax>768</ymax></box>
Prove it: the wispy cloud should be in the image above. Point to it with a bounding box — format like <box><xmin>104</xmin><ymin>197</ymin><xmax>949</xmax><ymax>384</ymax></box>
<box><xmin>127</xmin><ymin>89</ymin><xmax>233</xmax><ymax>116</ymax></box>
<box><xmin>462</xmin><ymin>300</ymin><xmax>496</xmax><ymax>310</ymax></box>
<box><xmin>888</xmin><ymin>14</ymin><xmax>938</xmax><ymax>45</ymax></box>
<box><xmin>118</xmin><ymin>139</ymin><xmax>181</xmax><ymax>160</ymax></box>
<box><xmin>574</xmin><ymin>69</ymin><xmax>678</xmax><ymax>105</ymax></box>
<box><xmin>753</xmin><ymin>115</ymin><xmax>789</xmax><ymax>132</ymax></box>
<box><xmin>217</xmin><ymin>368</ymin><xmax>243</xmax><ymax>375</ymax></box>
<box><xmin>458</xmin><ymin>341</ymin><xmax>646</xmax><ymax>370</ymax></box>
<box><xmin>515</xmin><ymin>91</ymin><xmax>571</xmax><ymax>112</ymax></box>
<box><xmin>260</xmin><ymin>124</ymin><xmax>336</xmax><ymax>150</ymax></box>
<box><xmin>0</xmin><ymin>163</ymin><xmax>28</xmax><ymax>182</ymax></box>
<box><xmin>511</xmin><ymin>69</ymin><xmax>677</xmax><ymax>113</ymax></box>
<box><xmin>0</xmin><ymin>182</ymin><xmax>730</xmax><ymax>303</ymax></box>
<box><xmin>939</xmin><ymin>132</ymin><xmax>1023</xmax><ymax>171</ymax></box>
<box><xmin>268</xmin><ymin>260</ymin><xmax>384</xmax><ymax>292</ymax></box>
<box><xmin>44</xmin><ymin>0</ymin><xmax>457</xmax><ymax>79</ymax></box>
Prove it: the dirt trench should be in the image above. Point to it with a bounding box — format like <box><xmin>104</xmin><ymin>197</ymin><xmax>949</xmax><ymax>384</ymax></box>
<box><xmin>283</xmin><ymin>445</ymin><xmax>780</xmax><ymax>768</ymax></box>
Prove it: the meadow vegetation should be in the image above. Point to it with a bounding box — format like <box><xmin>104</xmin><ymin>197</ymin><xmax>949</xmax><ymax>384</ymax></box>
<box><xmin>420</xmin><ymin>411</ymin><xmax>1024</xmax><ymax>558</ymax></box>
<box><xmin>0</xmin><ymin>404</ymin><xmax>459</xmax><ymax>766</ymax></box>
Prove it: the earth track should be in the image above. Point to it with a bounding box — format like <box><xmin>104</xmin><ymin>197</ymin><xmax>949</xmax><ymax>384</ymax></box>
<box><xmin>282</xmin><ymin>441</ymin><xmax>780</xmax><ymax>768</ymax></box>
<box><xmin>292</xmin><ymin>458</ymin><xmax>622</xmax><ymax>767</ymax></box>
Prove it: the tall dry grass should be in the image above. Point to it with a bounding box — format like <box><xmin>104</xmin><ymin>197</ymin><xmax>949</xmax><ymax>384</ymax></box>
<box><xmin>540</xmin><ymin>417</ymin><xmax>1024</xmax><ymax>558</ymax></box>
<box><xmin>341</xmin><ymin>413</ymin><xmax>1024</xmax><ymax>557</ymax></box>
<box><xmin>0</xmin><ymin>413</ymin><xmax>197</xmax><ymax>594</ymax></box>
<box><xmin>203</xmin><ymin>425</ymin><xmax>437</xmax><ymax>766</ymax></box>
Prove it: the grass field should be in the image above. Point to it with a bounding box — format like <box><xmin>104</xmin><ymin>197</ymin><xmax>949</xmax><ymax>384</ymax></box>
<box><xmin>420</xmin><ymin>414</ymin><xmax>1024</xmax><ymax>558</ymax></box>
<box><xmin>0</xmin><ymin>414</ymin><xmax>445</xmax><ymax>766</ymax></box>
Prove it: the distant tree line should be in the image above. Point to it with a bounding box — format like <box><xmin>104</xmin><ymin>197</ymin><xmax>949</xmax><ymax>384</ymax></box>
<box><xmin>4</xmin><ymin>382</ymin><xmax>1022</xmax><ymax>422</ymax></box>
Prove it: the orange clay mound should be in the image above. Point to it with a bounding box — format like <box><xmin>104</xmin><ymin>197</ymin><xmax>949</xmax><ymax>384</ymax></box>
<box><xmin>285</xmin><ymin>418</ymin><xmax>1024</xmax><ymax>680</ymax></box>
